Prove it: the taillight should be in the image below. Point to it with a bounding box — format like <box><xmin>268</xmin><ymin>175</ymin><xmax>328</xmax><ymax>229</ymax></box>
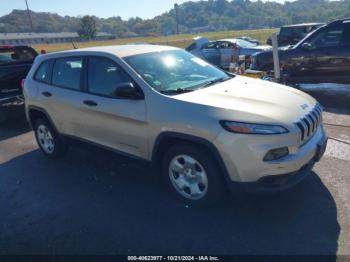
<box><xmin>21</xmin><ymin>79</ymin><xmax>25</xmax><ymax>89</ymax></box>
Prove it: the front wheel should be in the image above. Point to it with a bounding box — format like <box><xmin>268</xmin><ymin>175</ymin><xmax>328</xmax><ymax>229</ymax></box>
<box><xmin>161</xmin><ymin>144</ymin><xmax>225</xmax><ymax>206</ymax></box>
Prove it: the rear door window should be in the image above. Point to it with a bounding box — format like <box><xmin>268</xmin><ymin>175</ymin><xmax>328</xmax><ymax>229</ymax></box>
<box><xmin>203</xmin><ymin>42</ymin><xmax>219</xmax><ymax>49</ymax></box>
<box><xmin>218</xmin><ymin>41</ymin><xmax>233</xmax><ymax>49</ymax></box>
<box><xmin>52</xmin><ymin>57</ymin><xmax>83</xmax><ymax>90</ymax></box>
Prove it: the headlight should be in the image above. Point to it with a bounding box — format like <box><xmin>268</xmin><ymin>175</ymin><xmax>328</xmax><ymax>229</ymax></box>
<box><xmin>220</xmin><ymin>121</ymin><xmax>289</xmax><ymax>135</ymax></box>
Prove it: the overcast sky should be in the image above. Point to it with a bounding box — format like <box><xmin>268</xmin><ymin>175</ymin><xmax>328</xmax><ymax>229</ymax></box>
<box><xmin>1</xmin><ymin>0</ymin><xmax>290</xmax><ymax>19</ymax></box>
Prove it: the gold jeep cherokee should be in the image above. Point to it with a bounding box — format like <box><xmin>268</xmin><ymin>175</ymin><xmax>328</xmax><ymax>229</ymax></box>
<box><xmin>24</xmin><ymin>45</ymin><xmax>328</xmax><ymax>205</ymax></box>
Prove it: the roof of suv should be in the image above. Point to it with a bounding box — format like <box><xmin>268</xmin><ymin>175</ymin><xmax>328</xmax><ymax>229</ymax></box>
<box><xmin>48</xmin><ymin>44</ymin><xmax>179</xmax><ymax>58</ymax></box>
<box><xmin>281</xmin><ymin>23</ymin><xmax>325</xmax><ymax>28</ymax></box>
<box><xmin>0</xmin><ymin>45</ymin><xmax>36</xmax><ymax>50</ymax></box>
<box><xmin>329</xmin><ymin>18</ymin><xmax>350</xmax><ymax>26</ymax></box>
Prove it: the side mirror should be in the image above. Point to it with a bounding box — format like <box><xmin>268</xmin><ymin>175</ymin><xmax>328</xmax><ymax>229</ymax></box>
<box><xmin>114</xmin><ymin>82</ymin><xmax>143</xmax><ymax>100</ymax></box>
<box><xmin>301</xmin><ymin>42</ymin><xmax>313</xmax><ymax>51</ymax></box>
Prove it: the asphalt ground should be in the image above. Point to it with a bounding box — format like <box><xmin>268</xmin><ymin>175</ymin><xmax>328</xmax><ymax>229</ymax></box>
<box><xmin>0</xmin><ymin>87</ymin><xmax>349</xmax><ymax>256</ymax></box>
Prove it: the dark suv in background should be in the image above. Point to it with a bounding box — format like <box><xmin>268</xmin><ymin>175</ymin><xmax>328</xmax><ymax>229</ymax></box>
<box><xmin>267</xmin><ymin>23</ymin><xmax>324</xmax><ymax>46</ymax></box>
<box><xmin>0</xmin><ymin>45</ymin><xmax>38</xmax><ymax>121</ymax></box>
<box><xmin>251</xmin><ymin>19</ymin><xmax>350</xmax><ymax>84</ymax></box>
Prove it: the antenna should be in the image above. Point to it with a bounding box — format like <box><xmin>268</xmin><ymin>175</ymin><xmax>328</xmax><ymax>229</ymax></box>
<box><xmin>72</xmin><ymin>41</ymin><xmax>78</xmax><ymax>49</ymax></box>
<box><xmin>25</xmin><ymin>0</ymin><xmax>34</xmax><ymax>32</ymax></box>
<box><xmin>174</xmin><ymin>3</ymin><xmax>180</xmax><ymax>35</ymax></box>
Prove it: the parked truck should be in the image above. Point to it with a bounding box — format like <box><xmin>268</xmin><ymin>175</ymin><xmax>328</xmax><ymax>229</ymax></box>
<box><xmin>251</xmin><ymin>18</ymin><xmax>350</xmax><ymax>84</ymax></box>
<box><xmin>266</xmin><ymin>23</ymin><xmax>324</xmax><ymax>47</ymax></box>
<box><xmin>0</xmin><ymin>45</ymin><xmax>38</xmax><ymax>122</ymax></box>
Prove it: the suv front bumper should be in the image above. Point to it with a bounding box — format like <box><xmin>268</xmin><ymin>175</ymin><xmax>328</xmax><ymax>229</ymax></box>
<box><xmin>230</xmin><ymin>139</ymin><xmax>327</xmax><ymax>193</ymax></box>
<box><xmin>230</xmin><ymin>136</ymin><xmax>327</xmax><ymax>193</ymax></box>
<box><xmin>214</xmin><ymin>124</ymin><xmax>327</xmax><ymax>192</ymax></box>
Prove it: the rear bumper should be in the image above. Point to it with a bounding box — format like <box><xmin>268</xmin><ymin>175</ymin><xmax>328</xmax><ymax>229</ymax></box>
<box><xmin>0</xmin><ymin>95</ymin><xmax>24</xmax><ymax>107</ymax></box>
<box><xmin>228</xmin><ymin>137</ymin><xmax>328</xmax><ymax>193</ymax></box>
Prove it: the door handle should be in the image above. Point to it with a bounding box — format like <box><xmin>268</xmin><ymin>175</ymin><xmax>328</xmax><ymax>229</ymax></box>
<box><xmin>83</xmin><ymin>100</ymin><xmax>98</xmax><ymax>107</ymax></box>
<box><xmin>42</xmin><ymin>91</ymin><xmax>52</xmax><ymax>97</ymax></box>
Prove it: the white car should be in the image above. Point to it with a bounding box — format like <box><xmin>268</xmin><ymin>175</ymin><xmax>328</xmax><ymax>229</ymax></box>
<box><xmin>186</xmin><ymin>37</ymin><xmax>271</xmax><ymax>69</ymax></box>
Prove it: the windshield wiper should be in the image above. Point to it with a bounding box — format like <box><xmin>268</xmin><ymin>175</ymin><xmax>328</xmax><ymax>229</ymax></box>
<box><xmin>160</xmin><ymin>88</ymin><xmax>195</xmax><ymax>95</ymax></box>
<box><xmin>160</xmin><ymin>77</ymin><xmax>232</xmax><ymax>95</ymax></box>
<box><xmin>200</xmin><ymin>77</ymin><xmax>230</xmax><ymax>88</ymax></box>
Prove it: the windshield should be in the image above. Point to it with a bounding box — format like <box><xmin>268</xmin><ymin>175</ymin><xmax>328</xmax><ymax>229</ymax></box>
<box><xmin>294</xmin><ymin>25</ymin><xmax>325</xmax><ymax>49</ymax></box>
<box><xmin>236</xmin><ymin>39</ymin><xmax>258</xmax><ymax>48</ymax></box>
<box><xmin>280</xmin><ymin>27</ymin><xmax>305</xmax><ymax>37</ymax></box>
<box><xmin>124</xmin><ymin>50</ymin><xmax>231</xmax><ymax>94</ymax></box>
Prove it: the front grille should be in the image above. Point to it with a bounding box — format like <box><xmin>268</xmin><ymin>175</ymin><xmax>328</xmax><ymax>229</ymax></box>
<box><xmin>295</xmin><ymin>104</ymin><xmax>323</xmax><ymax>144</ymax></box>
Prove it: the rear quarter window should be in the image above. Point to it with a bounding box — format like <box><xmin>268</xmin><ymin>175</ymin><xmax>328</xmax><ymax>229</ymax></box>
<box><xmin>34</xmin><ymin>60</ymin><xmax>52</xmax><ymax>84</ymax></box>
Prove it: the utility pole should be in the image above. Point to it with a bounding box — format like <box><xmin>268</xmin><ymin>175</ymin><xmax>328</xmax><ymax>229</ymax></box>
<box><xmin>174</xmin><ymin>3</ymin><xmax>179</xmax><ymax>35</ymax></box>
<box><xmin>271</xmin><ymin>32</ymin><xmax>281</xmax><ymax>83</ymax></box>
<box><xmin>25</xmin><ymin>0</ymin><xmax>34</xmax><ymax>32</ymax></box>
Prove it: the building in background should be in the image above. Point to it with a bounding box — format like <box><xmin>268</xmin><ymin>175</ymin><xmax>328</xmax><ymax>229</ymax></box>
<box><xmin>0</xmin><ymin>32</ymin><xmax>115</xmax><ymax>45</ymax></box>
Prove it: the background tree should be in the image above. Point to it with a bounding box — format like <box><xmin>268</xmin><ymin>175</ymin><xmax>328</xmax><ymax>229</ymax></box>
<box><xmin>78</xmin><ymin>15</ymin><xmax>97</xmax><ymax>40</ymax></box>
<box><xmin>1</xmin><ymin>0</ymin><xmax>350</xmax><ymax>36</ymax></box>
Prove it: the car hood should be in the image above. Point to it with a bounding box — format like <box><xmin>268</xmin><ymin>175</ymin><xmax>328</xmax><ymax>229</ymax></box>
<box><xmin>173</xmin><ymin>76</ymin><xmax>316</xmax><ymax>125</ymax></box>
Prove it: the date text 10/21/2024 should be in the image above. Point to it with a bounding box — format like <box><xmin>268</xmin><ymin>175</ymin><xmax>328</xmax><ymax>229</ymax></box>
<box><xmin>127</xmin><ymin>256</ymin><xmax>220</xmax><ymax>261</ymax></box>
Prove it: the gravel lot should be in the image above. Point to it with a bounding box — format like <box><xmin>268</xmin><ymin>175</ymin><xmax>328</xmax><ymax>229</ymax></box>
<box><xmin>0</xmin><ymin>88</ymin><xmax>349</xmax><ymax>256</ymax></box>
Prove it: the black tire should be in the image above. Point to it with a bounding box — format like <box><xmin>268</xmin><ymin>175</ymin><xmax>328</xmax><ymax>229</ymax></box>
<box><xmin>161</xmin><ymin>143</ymin><xmax>226</xmax><ymax>206</ymax></box>
<box><xmin>34</xmin><ymin>118</ymin><xmax>67</xmax><ymax>159</ymax></box>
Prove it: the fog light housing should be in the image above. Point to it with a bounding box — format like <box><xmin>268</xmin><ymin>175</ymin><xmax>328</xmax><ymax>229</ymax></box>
<box><xmin>263</xmin><ymin>147</ymin><xmax>289</xmax><ymax>161</ymax></box>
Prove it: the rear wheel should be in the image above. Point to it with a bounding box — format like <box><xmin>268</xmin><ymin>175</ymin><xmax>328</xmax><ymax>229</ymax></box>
<box><xmin>161</xmin><ymin>144</ymin><xmax>225</xmax><ymax>206</ymax></box>
<box><xmin>34</xmin><ymin>118</ymin><xmax>67</xmax><ymax>159</ymax></box>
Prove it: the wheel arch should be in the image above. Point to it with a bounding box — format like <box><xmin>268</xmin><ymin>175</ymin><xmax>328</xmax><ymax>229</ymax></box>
<box><xmin>151</xmin><ymin>132</ymin><xmax>231</xmax><ymax>183</ymax></box>
<box><xmin>27</xmin><ymin>106</ymin><xmax>58</xmax><ymax>133</ymax></box>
